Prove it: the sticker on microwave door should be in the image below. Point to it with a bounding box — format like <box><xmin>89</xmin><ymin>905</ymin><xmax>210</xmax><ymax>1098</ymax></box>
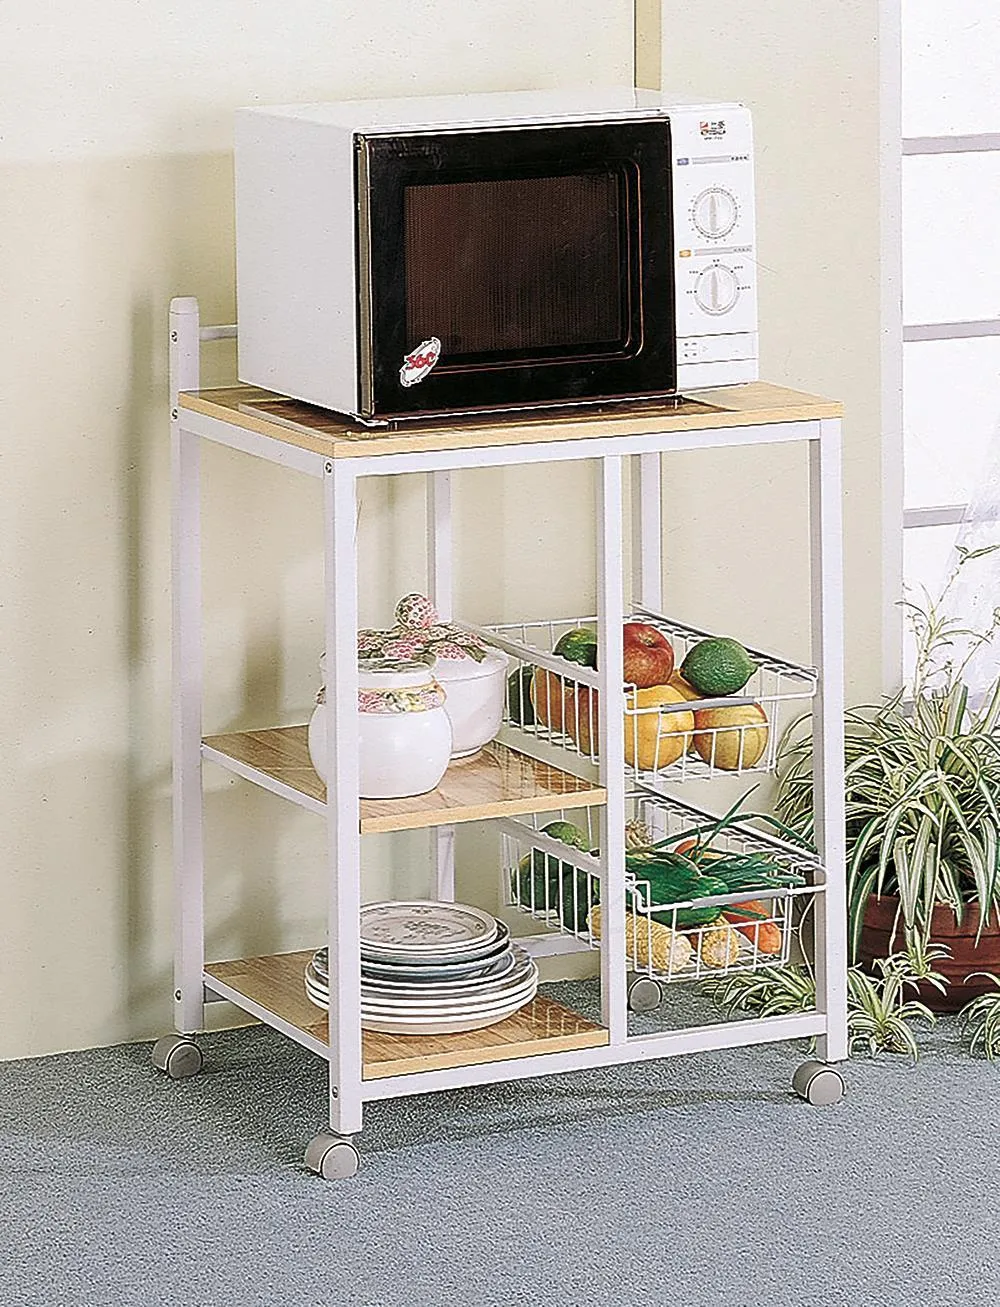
<box><xmin>400</xmin><ymin>338</ymin><xmax>441</xmax><ymax>387</ymax></box>
<box><xmin>699</xmin><ymin>120</ymin><xmax>726</xmax><ymax>138</ymax></box>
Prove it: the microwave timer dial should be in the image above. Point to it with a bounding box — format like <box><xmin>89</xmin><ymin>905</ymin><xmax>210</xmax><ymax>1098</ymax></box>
<box><xmin>693</xmin><ymin>263</ymin><xmax>741</xmax><ymax>315</ymax></box>
<box><xmin>691</xmin><ymin>187</ymin><xmax>739</xmax><ymax>239</ymax></box>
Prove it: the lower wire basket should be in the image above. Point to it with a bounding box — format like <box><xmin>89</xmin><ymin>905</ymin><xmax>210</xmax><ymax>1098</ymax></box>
<box><xmin>501</xmin><ymin>788</ymin><xmax>823</xmax><ymax>985</ymax></box>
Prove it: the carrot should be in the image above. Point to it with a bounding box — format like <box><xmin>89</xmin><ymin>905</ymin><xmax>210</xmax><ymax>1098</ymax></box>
<box><xmin>722</xmin><ymin>899</ymin><xmax>782</xmax><ymax>955</ymax></box>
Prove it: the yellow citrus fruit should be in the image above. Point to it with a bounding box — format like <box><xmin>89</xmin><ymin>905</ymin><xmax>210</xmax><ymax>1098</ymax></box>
<box><xmin>624</xmin><ymin>685</ymin><xmax>695</xmax><ymax>771</ymax></box>
<box><xmin>667</xmin><ymin>671</ymin><xmax>701</xmax><ymax>701</ymax></box>
<box><xmin>693</xmin><ymin>703</ymin><xmax>769</xmax><ymax>770</ymax></box>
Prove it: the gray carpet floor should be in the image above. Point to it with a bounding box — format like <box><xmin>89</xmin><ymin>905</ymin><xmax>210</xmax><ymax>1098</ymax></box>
<box><xmin>1</xmin><ymin>981</ymin><xmax>995</xmax><ymax>1307</ymax></box>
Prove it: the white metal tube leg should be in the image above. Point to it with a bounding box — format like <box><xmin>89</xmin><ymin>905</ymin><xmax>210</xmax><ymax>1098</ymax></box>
<box><xmin>596</xmin><ymin>456</ymin><xmax>628</xmax><ymax>1043</ymax></box>
<box><xmin>324</xmin><ymin>460</ymin><xmax>364</xmax><ymax>1137</ymax></box>
<box><xmin>427</xmin><ymin>470</ymin><xmax>456</xmax><ymax>902</ymax></box>
<box><xmin>810</xmin><ymin>419</ymin><xmax>848</xmax><ymax>1063</ymax></box>
<box><xmin>170</xmin><ymin>299</ymin><xmax>206</xmax><ymax>1035</ymax></box>
<box><xmin>632</xmin><ymin>452</ymin><xmax>663</xmax><ymax>610</ymax></box>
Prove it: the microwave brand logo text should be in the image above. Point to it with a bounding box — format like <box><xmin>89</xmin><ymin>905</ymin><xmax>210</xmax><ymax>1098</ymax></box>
<box><xmin>400</xmin><ymin>337</ymin><xmax>442</xmax><ymax>387</ymax></box>
<box><xmin>699</xmin><ymin>120</ymin><xmax>726</xmax><ymax>138</ymax></box>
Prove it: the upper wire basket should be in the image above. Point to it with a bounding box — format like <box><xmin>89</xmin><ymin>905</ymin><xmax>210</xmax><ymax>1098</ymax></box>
<box><xmin>472</xmin><ymin>606</ymin><xmax>817</xmax><ymax>784</ymax></box>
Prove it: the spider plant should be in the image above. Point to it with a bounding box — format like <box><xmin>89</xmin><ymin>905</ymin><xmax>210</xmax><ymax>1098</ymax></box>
<box><xmin>703</xmin><ymin>950</ymin><xmax>944</xmax><ymax>1061</ymax></box>
<box><xmin>776</xmin><ymin>546</ymin><xmax>1000</xmax><ymax>961</ymax></box>
<box><xmin>960</xmin><ymin>974</ymin><xmax>1000</xmax><ymax>1060</ymax></box>
<box><xmin>846</xmin><ymin>955</ymin><xmax>938</xmax><ymax>1060</ymax></box>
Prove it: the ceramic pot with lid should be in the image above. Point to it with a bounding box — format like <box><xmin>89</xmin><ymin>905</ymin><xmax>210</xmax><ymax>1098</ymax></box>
<box><xmin>431</xmin><ymin>648</ymin><xmax>508</xmax><ymax>758</ymax></box>
<box><xmin>308</xmin><ymin>656</ymin><xmax>452</xmax><ymax>799</ymax></box>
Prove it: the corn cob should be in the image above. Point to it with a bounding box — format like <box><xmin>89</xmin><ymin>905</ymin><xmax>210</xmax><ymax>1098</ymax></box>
<box><xmin>588</xmin><ymin>905</ymin><xmax>694</xmax><ymax>975</ymax></box>
<box><xmin>624</xmin><ymin>818</ymin><xmax>653</xmax><ymax>851</ymax></box>
<box><xmin>697</xmin><ymin>923</ymin><xmax>742</xmax><ymax>969</ymax></box>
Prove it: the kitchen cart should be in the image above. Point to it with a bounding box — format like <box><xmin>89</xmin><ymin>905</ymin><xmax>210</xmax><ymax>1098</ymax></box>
<box><xmin>156</xmin><ymin>296</ymin><xmax>847</xmax><ymax>1179</ymax></box>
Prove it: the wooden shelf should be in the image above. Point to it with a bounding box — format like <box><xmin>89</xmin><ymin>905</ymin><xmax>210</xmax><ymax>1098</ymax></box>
<box><xmin>205</xmin><ymin>951</ymin><xmax>608</xmax><ymax>1080</ymax></box>
<box><xmin>202</xmin><ymin>726</ymin><xmax>605</xmax><ymax>833</ymax></box>
<box><xmin>180</xmin><ymin>380</ymin><xmax>844</xmax><ymax>462</ymax></box>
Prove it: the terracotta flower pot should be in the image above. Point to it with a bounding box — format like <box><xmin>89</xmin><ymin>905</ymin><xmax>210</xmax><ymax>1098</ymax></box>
<box><xmin>859</xmin><ymin>893</ymin><xmax>1000</xmax><ymax>1012</ymax></box>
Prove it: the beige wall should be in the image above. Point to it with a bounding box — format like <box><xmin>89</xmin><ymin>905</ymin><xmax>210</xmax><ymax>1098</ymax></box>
<box><xmin>3</xmin><ymin>2</ymin><xmax>887</xmax><ymax>1063</ymax></box>
<box><xmin>647</xmin><ymin>3</ymin><xmax>886</xmax><ymax>700</ymax></box>
<box><xmin>1</xmin><ymin>1</ymin><xmax>634</xmax><ymax>1060</ymax></box>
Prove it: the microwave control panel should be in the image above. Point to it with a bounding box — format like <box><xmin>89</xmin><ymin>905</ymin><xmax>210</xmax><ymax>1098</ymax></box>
<box><xmin>669</xmin><ymin>106</ymin><xmax>758</xmax><ymax>386</ymax></box>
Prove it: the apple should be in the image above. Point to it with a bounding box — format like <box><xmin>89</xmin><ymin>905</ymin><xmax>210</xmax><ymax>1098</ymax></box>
<box><xmin>622</xmin><ymin>622</ymin><xmax>675</xmax><ymax>689</ymax></box>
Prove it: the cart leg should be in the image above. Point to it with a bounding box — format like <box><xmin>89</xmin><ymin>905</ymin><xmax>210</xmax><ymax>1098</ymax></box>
<box><xmin>427</xmin><ymin>471</ymin><xmax>457</xmax><ymax>904</ymax></box>
<box><xmin>809</xmin><ymin>418</ymin><xmax>848</xmax><ymax>1064</ymax></box>
<box><xmin>170</xmin><ymin>298</ymin><xmax>207</xmax><ymax>1038</ymax></box>
<box><xmin>632</xmin><ymin>452</ymin><xmax>662</xmax><ymax>610</ymax></box>
<box><xmin>434</xmin><ymin>824</ymin><xmax>456</xmax><ymax>901</ymax></box>
<box><xmin>597</xmin><ymin>455</ymin><xmax>628</xmax><ymax>1044</ymax></box>
<box><xmin>323</xmin><ymin>460</ymin><xmax>364</xmax><ymax>1140</ymax></box>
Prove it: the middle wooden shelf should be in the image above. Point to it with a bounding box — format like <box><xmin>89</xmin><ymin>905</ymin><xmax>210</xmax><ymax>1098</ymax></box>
<box><xmin>202</xmin><ymin>725</ymin><xmax>607</xmax><ymax>834</ymax></box>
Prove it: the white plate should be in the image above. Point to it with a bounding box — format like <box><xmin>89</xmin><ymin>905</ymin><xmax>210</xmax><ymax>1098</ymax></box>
<box><xmin>307</xmin><ymin>970</ymin><xmax>538</xmax><ymax>1015</ymax></box>
<box><xmin>360</xmin><ymin>975</ymin><xmax>539</xmax><ymax>1016</ymax></box>
<box><xmin>361</xmin><ymin>955</ymin><xmax>532</xmax><ymax>999</ymax></box>
<box><xmin>360</xmin><ymin>992</ymin><xmax>538</xmax><ymax>1036</ymax></box>
<box><xmin>359</xmin><ymin>900</ymin><xmax>498</xmax><ymax>955</ymax></box>
<box><xmin>359</xmin><ymin>945</ymin><xmax>513</xmax><ymax>982</ymax></box>
<box><xmin>360</xmin><ymin>922</ymin><xmax>510</xmax><ymax>965</ymax></box>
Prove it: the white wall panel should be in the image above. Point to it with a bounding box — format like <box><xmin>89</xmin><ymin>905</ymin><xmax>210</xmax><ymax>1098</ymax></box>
<box><xmin>903</xmin><ymin>153</ymin><xmax>1000</xmax><ymax>324</ymax></box>
<box><xmin>904</xmin><ymin>338</ymin><xmax>1000</xmax><ymax>509</ymax></box>
<box><xmin>903</xmin><ymin>0</ymin><xmax>1000</xmax><ymax>136</ymax></box>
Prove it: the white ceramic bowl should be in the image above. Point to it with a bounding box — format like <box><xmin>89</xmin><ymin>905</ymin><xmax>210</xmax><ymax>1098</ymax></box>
<box><xmin>432</xmin><ymin>649</ymin><xmax>508</xmax><ymax>758</ymax></box>
<box><xmin>309</xmin><ymin>658</ymin><xmax>452</xmax><ymax>799</ymax></box>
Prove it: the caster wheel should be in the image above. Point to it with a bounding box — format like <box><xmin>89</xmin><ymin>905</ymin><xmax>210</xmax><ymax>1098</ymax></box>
<box><xmin>628</xmin><ymin>976</ymin><xmax>663</xmax><ymax>1014</ymax></box>
<box><xmin>305</xmin><ymin>1131</ymin><xmax>360</xmax><ymax>1180</ymax></box>
<box><xmin>792</xmin><ymin>1059</ymin><xmax>845</xmax><ymax>1106</ymax></box>
<box><xmin>151</xmin><ymin>1035</ymin><xmax>204</xmax><ymax>1080</ymax></box>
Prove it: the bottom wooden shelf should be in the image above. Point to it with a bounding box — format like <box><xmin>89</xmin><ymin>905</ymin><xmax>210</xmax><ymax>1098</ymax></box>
<box><xmin>205</xmin><ymin>951</ymin><xmax>608</xmax><ymax>1081</ymax></box>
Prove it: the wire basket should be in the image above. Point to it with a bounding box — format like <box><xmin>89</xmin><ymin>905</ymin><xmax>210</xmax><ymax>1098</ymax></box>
<box><xmin>470</xmin><ymin>607</ymin><xmax>817</xmax><ymax>784</ymax></box>
<box><xmin>500</xmin><ymin>789</ymin><xmax>823</xmax><ymax>985</ymax></box>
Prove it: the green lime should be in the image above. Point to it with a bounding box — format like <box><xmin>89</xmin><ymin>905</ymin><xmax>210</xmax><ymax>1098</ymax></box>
<box><xmin>553</xmin><ymin>627</ymin><xmax>598</xmax><ymax>669</ymax></box>
<box><xmin>680</xmin><ymin>637</ymin><xmax>757</xmax><ymax>696</ymax></box>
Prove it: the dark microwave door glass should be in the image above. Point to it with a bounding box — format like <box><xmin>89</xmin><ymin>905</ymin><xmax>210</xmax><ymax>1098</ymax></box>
<box><xmin>356</xmin><ymin>121</ymin><xmax>674</xmax><ymax>418</ymax></box>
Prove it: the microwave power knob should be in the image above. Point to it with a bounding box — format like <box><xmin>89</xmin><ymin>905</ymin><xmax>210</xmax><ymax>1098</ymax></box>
<box><xmin>692</xmin><ymin>187</ymin><xmax>739</xmax><ymax>238</ymax></box>
<box><xmin>694</xmin><ymin>264</ymin><xmax>740</xmax><ymax>315</ymax></box>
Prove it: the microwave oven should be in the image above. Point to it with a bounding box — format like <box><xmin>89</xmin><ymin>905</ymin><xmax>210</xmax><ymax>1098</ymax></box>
<box><xmin>235</xmin><ymin>89</ymin><xmax>758</xmax><ymax>423</ymax></box>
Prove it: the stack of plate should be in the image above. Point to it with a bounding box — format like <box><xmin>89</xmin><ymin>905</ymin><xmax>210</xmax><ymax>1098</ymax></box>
<box><xmin>304</xmin><ymin>900</ymin><xmax>539</xmax><ymax>1035</ymax></box>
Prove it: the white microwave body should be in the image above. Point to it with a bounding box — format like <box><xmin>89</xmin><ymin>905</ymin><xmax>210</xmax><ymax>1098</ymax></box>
<box><xmin>235</xmin><ymin>89</ymin><xmax>758</xmax><ymax>421</ymax></box>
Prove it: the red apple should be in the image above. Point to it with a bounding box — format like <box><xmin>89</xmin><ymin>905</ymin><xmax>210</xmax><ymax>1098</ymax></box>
<box><xmin>622</xmin><ymin>622</ymin><xmax>675</xmax><ymax>688</ymax></box>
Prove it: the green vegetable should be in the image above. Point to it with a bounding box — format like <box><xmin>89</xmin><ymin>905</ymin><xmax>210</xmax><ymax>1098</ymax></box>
<box><xmin>515</xmin><ymin>820</ymin><xmax>597</xmax><ymax>932</ymax></box>
<box><xmin>625</xmin><ymin>850</ymin><xmax>726</xmax><ymax>928</ymax></box>
<box><xmin>507</xmin><ymin>665</ymin><xmax>536</xmax><ymax>726</ymax></box>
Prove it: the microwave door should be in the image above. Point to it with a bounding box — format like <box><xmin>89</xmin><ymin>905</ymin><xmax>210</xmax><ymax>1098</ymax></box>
<box><xmin>356</xmin><ymin>121</ymin><xmax>675</xmax><ymax>419</ymax></box>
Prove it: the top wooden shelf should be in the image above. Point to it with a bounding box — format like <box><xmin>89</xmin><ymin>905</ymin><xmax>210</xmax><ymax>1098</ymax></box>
<box><xmin>179</xmin><ymin>381</ymin><xmax>843</xmax><ymax>461</ymax></box>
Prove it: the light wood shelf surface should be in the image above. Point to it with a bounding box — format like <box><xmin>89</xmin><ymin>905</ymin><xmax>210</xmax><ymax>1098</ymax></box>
<box><xmin>179</xmin><ymin>380</ymin><xmax>843</xmax><ymax>460</ymax></box>
<box><xmin>205</xmin><ymin>951</ymin><xmax>608</xmax><ymax>1080</ymax></box>
<box><xmin>202</xmin><ymin>726</ymin><xmax>605</xmax><ymax>833</ymax></box>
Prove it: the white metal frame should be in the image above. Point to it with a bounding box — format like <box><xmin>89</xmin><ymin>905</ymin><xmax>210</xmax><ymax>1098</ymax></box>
<box><xmin>170</xmin><ymin>297</ymin><xmax>847</xmax><ymax>1139</ymax></box>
